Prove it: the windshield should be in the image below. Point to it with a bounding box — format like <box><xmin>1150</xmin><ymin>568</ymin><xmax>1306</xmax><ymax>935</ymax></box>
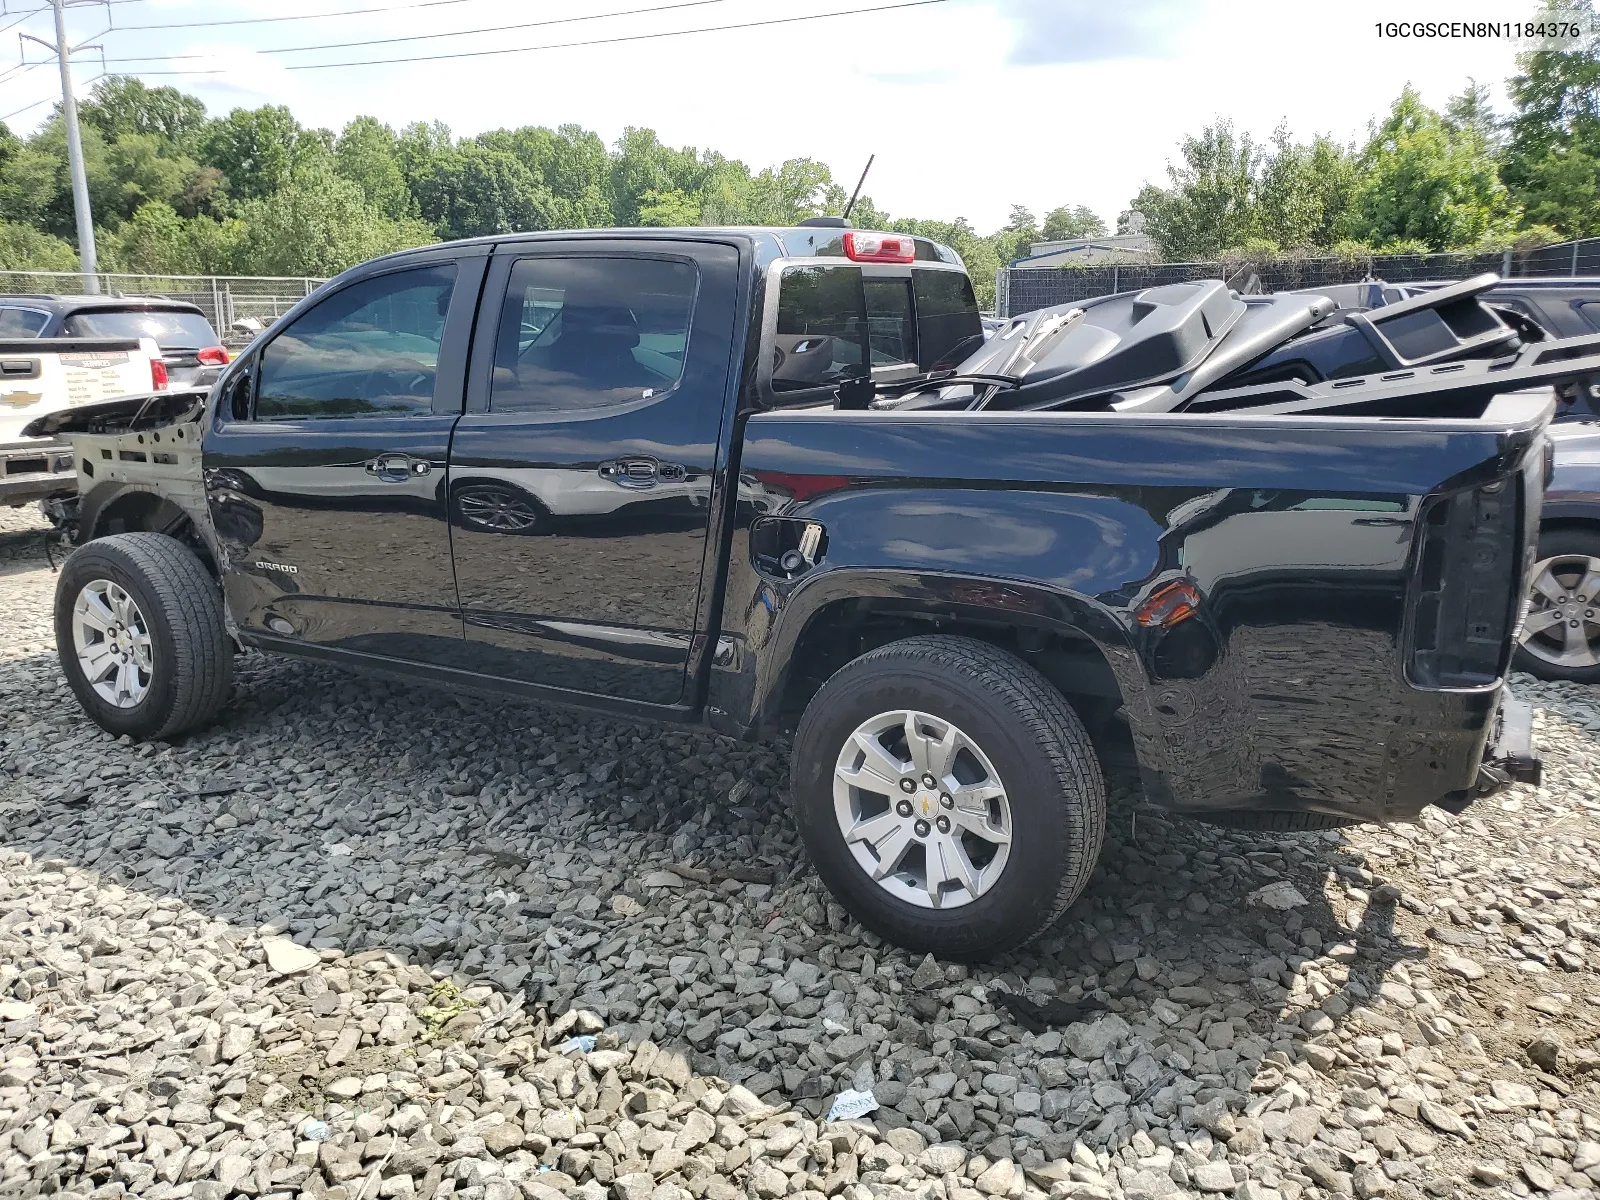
<box><xmin>63</xmin><ymin>308</ymin><xmax>218</xmax><ymax>349</ymax></box>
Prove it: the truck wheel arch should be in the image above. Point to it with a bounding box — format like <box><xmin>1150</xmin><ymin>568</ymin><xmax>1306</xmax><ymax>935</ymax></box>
<box><xmin>78</xmin><ymin>482</ymin><xmax>219</xmax><ymax>579</ymax></box>
<box><xmin>752</xmin><ymin>567</ymin><xmax>1150</xmax><ymax>738</ymax></box>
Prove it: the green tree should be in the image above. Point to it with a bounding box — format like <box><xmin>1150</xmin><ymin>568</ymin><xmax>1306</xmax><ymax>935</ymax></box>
<box><xmin>80</xmin><ymin>77</ymin><xmax>208</xmax><ymax>151</ymax></box>
<box><xmin>1133</xmin><ymin>120</ymin><xmax>1262</xmax><ymax>260</ymax></box>
<box><xmin>1347</xmin><ymin>86</ymin><xmax>1513</xmax><ymax>250</ymax></box>
<box><xmin>1041</xmin><ymin>205</ymin><xmax>1106</xmax><ymax>241</ymax></box>
<box><xmin>1520</xmin><ymin>144</ymin><xmax>1600</xmax><ymax>235</ymax></box>
<box><xmin>102</xmin><ymin>133</ymin><xmax>197</xmax><ymax>222</ymax></box>
<box><xmin>200</xmin><ymin>105</ymin><xmax>304</xmax><ymax>201</ymax></box>
<box><xmin>105</xmin><ymin>200</ymin><xmax>200</xmax><ymax>274</ymax></box>
<box><xmin>1503</xmin><ymin>1</ymin><xmax>1600</xmax><ymax>235</ymax></box>
<box><xmin>233</xmin><ymin>163</ymin><xmax>436</xmax><ymax>276</ymax></box>
<box><xmin>0</xmin><ymin>221</ymin><xmax>78</xmax><ymax>270</ymax></box>
<box><xmin>1255</xmin><ymin>125</ymin><xmax>1358</xmax><ymax>249</ymax></box>
<box><xmin>607</xmin><ymin>127</ymin><xmax>705</xmax><ymax>225</ymax></box>
<box><xmin>412</xmin><ymin>143</ymin><xmax>556</xmax><ymax>239</ymax></box>
<box><xmin>1445</xmin><ymin>79</ymin><xmax>1503</xmax><ymax>149</ymax></box>
<box><xmin>636</xmin><ymin>188</ymin><xmax>701</xmax><ymax>226</ymax></box>
<box><xmin>335</xmin><ymin>117</ymin><xmax>413</xmax><ymax>220</ymax></box>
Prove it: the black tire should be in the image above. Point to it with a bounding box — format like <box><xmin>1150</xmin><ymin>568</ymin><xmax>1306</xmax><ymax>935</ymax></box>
<box><xmin>1513</xmin><ymin>526</ymin><xmax>1600</xmax><ymax>684</ymax></box>
<box><xmin>792</xmin><ymin>635</ymin><xmax>1106</xmax><ymax>961</ymax></box>
<box><xmin>55</xmin><ymin>532</ymin><xmax>233</xmax><ymax>740</ymax></box>
<box><xmin>1191</xmin><ymin>810</ymin><xmax>1360</xmax><ymax>832</ymax></box>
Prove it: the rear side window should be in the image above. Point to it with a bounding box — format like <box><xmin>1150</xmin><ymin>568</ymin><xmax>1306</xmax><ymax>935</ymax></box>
<box><xmin>773</xmin><ymin>265</ymin><xmax>870</xmax><ymax>392</ymax></box>
<box><xmin>0</xmin><ymin>307</ymin><xmax>48</xmax><ymax>336</ymax></box>
<box><xmin>255</xmin><ymin>264</ymin><xmax>455</xmax><ymax>421</ymax></box>
<box><xmin>63</xmin><ymin>308</ymin><xmax>218</xmax><ymax>348</ymax></box>
<box><xmin>914</xmin><ymin>270</ymin><xmax>983</xmax><ymax>370</ymax></box>
<box><xmin>864</xmin><ymin>278</ymin><xmax>915</xmax><ymax>366</ymax></box>
<box><xmin>489</xmin><ymin>256</ymin><xmax>697</xmax><ymax>414</ymax></box>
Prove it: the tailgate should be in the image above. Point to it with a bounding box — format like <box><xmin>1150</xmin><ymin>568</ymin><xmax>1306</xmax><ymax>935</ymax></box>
<box><xmin>0</xmin><ymin>337</ymin><xmax>160</xmax><ymax>444</ymax></box>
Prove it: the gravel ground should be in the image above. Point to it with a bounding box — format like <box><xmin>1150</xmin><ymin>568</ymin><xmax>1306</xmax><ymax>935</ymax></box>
<box><xmin>4</xmin><ymin>505</ymin><xmax>1600</xmax><ymax>1200</ymax></box>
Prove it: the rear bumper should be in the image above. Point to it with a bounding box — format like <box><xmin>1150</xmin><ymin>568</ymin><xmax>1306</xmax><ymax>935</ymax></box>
<box><xmin>1475</xmin><ymin>685</ymin><xmax>1541</xmax><ymax>795</ymax></box>
<box><xmin>0</xmin><ymin>438</ymin><xmax>75</xmax><ymax>506</ymax></box>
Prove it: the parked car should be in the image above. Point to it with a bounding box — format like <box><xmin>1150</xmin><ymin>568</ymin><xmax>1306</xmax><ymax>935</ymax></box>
<box><xmin>0</xmin><ymin>333</ymin><xmax>168</xmax><ymax>507</ymax></box>
<box><xmin>33</xmin><ymin>228</ymin><xmax>1579</xmax><ymax>959</ymax></box>
<box><xmin>0</xmin><ymin>295</ymin><xmax>230</xmax><ymax>389</ymax></box>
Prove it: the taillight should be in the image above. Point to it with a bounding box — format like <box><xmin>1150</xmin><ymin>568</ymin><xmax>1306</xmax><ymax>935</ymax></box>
<box><xmin>1134</xmin><ymin>579</ymin><xmax>1204</xmax><ymax>628</ymax></box>
<box><xmin>197</xmin><ymin>346</ymin><xmax>229</xmax><ymax>366</ymax></box>
<box><xmin>842</xmin><ymin>231</ymin><xmax>915</xmax><ymax>263</ymax></box>
<box><xmin>150</xmin><ymin>358</ymin><xmax>169</xmax><ymax>390</ymax></box>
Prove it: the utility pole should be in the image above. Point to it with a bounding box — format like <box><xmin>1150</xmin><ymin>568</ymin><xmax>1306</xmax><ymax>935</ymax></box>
<box><xmin>24</xmin><ymin>0</ymin><xmax>99</xmax><ymax>292</ymax></box>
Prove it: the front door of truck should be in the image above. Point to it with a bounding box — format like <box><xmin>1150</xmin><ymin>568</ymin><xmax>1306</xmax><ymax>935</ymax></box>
<box><xmin>204</xmin><ymin>249</ymin><xmax>486</xmax><ymax>663</ymax></box>
<box><xmin>446</xmin><ymin>239</ymin><xmax>741</xmax><ymax>706</ymax></box>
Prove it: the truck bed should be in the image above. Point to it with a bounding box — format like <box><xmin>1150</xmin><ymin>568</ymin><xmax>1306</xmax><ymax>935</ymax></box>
<box><xmin>714</xmin><ymin>391</ymin><xmax>1552</xmax><ymax>823</ymax></box>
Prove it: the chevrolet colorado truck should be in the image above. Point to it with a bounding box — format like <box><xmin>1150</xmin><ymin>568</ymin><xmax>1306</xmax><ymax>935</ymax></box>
<box><xmin>32</xmin><ymin>225</ymin><xmax>1581</xmax><ymax>958</ymax></box>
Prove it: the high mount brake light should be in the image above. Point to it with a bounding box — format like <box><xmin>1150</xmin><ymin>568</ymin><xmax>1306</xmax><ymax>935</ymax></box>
<box><xmin>842</xmin><ymin>231</ymin><xmax>915</xmax><ymax>263</ymax></box>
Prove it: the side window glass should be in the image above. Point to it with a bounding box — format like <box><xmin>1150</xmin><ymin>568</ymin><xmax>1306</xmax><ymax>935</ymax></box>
<box><xmin>863</xmin><ymin>278</ymin><xmax>915</xmax><ymax>367</ymax></box>
<box><xmin>0</xmin><ymin>307</ymin><xmax>48</xmax><ymax>336</ymax></box>
<box><xmin>773</xmin><ymin>265</ymin><xmax>868</xmax><ymax>392</ymax></box>
<box><xmin>490</xmin><ymin>256</ymin><xmax>697</xmax><ymax>414</ymax></box>
<box><xmin>1579</xmin><ymin>302</ymin><xmax>1600</xmax><ymax>333</ymax></box>
<box><xmin>255</xmin><ymin>264</ymin><xmax>456</xmax><ymax>421</ymax></box>
<box><xmin>913</xmin><ymin>269</ymin><xmax>984</xmax><ymax>370</ymax></box>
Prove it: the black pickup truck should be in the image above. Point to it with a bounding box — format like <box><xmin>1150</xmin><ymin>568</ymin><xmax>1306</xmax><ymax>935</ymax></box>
<box><xmin>34</xmin><ymin>225</ymin><xmax>1580</xmax><ymax>958</ymax></box>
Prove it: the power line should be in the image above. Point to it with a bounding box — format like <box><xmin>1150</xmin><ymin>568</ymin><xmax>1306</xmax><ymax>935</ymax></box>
<box><xmin>100</xmin><ymin>0</ymin><xmax>736</xmax><ymax>60</ymax></box>
<box><xmin>0</xmin><ymin>68</ymin><xmax>99</xmax><ymax>121</ymax></box>
<box><xmin>0</xmin><ymin>6</ymin><xmax>48</xmax><ymax>34</ymax></box>
<box><xmin>113</xmin><ymin>0</ymin><xmax>954</xmax><ymax>73</ymax></box>
<box><xmin>110</xmin><ymin>0</ymin><xmax>645</xmax><ymax>32</ymax></box>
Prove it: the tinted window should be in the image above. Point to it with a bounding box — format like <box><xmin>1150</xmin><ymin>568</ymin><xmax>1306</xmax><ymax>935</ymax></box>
<box><xmin>773</xmin><ymin>265</ymin><xmax>869</xmax><ymax>391</ymax></box>
<box><xmin>0</xmin><ymin>307</ymin><xmax>49</xmax><ymax>336</ymax></box>
<box><xmin>490</xmin><ymin>256</ymin><xmax>697</xmax><ymax>414</ymax></box>
<box><xmin>64</xmin><ymin>308</ymin><xmax>218</xmax><ymax>347</ymax></box>
<box><xmin>914</xmin><ymin>270</ymin><xmax>983</xmax><ymax>369</ymax></box>
<box><xmin>863</xmin><ymin>278</ymin><xmax>915</xmax><ymax>366</ymax></box>
<box><xmin>255</xmin><ymin>265</ymin><xmax>455</xmax><ymax>421</ymax></box>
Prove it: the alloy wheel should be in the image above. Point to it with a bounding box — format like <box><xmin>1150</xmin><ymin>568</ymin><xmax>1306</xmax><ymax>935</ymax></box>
<box><xmin>71</xmin><ymin>579</ymin><xmax>154</xmax><ymax>708</ymax></box>
<box><xmin>832</xmin><ymin>709</ymin><xmax>1013</xmax><ymax>910</ymax></box>
<box><xmin>1520</xmin><ymin>553</ymin><xmax>1600</xmax><ymax>671</ymax></box>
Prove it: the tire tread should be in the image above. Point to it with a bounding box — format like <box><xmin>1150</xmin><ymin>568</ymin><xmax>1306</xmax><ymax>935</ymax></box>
<box><xmin>56</xmin><ymin>533</ymin><xmax>231</xmax><ymax>739</ymax></box>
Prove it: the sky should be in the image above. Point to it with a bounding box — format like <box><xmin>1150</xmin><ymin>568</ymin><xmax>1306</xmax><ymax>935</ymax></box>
<box><xmin>0</xmin><ymin>0</ymin><xmax>1545</xmax><ymax>232</ymax></box>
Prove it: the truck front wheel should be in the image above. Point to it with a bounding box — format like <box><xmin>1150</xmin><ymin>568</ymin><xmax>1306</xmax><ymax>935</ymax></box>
<box><xmin>54</xmin><ymin>533</ymin><xmax>233</xmax><ymax>740</ymax></box>
<box><xmin>792</xmin><ymin>635</ymin><xmax>1106</xmax><ymax>960</ymax></box>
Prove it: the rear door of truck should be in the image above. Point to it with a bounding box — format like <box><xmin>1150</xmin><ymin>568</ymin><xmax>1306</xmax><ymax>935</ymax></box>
<box><xmin>445</xmin><ymin>237</ymin><xmax>744</xmax><ymax>708</ymax></box>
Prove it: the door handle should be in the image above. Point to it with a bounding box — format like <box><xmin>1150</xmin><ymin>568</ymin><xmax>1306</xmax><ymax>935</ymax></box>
<box><xmin>599</xmin><ymin>458</ymin><xmax>658</xmax><ymax>489</ymax></box>
<box><xmin>365</xmin><ymin>454</ymin><xmax>431</xmax><ymax>482</ymax></box>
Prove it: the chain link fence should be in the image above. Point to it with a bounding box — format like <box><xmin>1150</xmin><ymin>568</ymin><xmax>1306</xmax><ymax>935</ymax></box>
<box><xmin>0</xmin><ymin>271</ymin><xmax>325</xmax><ymax>344</ymax></box>
<box><xmin>997</xmin><ymin>237</ymin><xmax>1600</xmax><ymax>317</ymax></box>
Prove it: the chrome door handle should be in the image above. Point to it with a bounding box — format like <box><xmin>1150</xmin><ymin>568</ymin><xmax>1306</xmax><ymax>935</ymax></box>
<box><xmin>599</xmin><ymin>458</ymin><xmax>658</xmax><ymax>489</ymax></box>
<box><xmin>366</xmin><ymin>454</ymin><xmax>431</xmax><ymax>482</ymax></box>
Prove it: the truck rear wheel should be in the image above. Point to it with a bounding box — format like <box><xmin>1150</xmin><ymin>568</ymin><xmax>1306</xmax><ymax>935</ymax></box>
<box><xmin>55</xmin><ymin>533</ymin><xmax>232</xmax><ymax>740</ymax></box>
<box><xmin>792</xmin><ymin>635</ymin><xmax>1106</xmax><ymax>960</ymax></box>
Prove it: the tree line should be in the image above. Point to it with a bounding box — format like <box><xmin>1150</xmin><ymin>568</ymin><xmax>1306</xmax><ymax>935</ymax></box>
<box><xmin>0</xmin><ymin>4</ymin><xmax>1591</xmax><ymax>310</ymax></box>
